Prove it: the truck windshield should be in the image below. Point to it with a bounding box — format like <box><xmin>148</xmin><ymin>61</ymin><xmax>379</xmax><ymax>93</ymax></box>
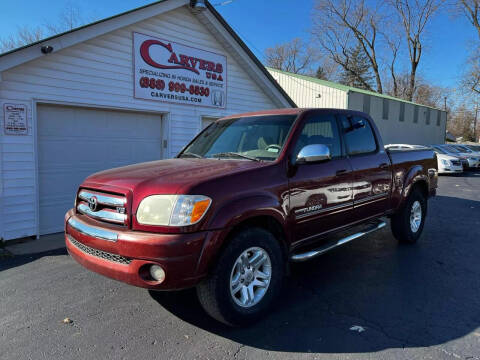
<box><xmin>179</xmin><ymin>115</ymin><xmax>297</xmax><ymax>161</ymax></box>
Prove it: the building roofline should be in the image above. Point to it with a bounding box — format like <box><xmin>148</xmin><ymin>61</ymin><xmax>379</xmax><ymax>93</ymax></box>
<box><xmin>206</xmin><ymin>3</ymin><xmax>296</xmax><ymax>108</ymax></box>
<box><xmin>267</xmin><ymin>67</ymin><xmax>445</xmax><ymax>112</ymax></box>
<box><xmin>0</xmin><ymin>0</ymin><xmax>170</xmax><ymax>59</ymax></box>
<box><xmin>0</xmin><ymin>0</ymin><xmax>296</xmax><ymax>108</ymax></box>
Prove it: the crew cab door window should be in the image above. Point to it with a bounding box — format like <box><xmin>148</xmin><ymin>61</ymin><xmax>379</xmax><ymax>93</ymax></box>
<box><xmin>341</xmin><ymin>116</ymin><xmax>377</xmax><ymax>155</ymax></box>
<box><xmin>293</xmin><ymin>115</ymin><xmax>342</xmax><ymax>159</ymax></box>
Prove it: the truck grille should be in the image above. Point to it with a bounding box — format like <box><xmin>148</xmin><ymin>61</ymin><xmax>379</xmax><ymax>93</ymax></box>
<box><xmin>451</xmin><ymin>160</ymin><xmax>461</xmax><ymax>166</ymax></box>
<box><xmin>67</xmin><ymin>234</ymin><xmax>131</xmax><ymax>265</ymax></box>
<box><xmin>77</xmin><ymin>189</ymin><xmax>127</xmax><ymax>226</ymax></box>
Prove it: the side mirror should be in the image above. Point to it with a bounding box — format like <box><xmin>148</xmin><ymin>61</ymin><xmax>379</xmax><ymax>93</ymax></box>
<box><xmin>296</xmin><ymin>144</ymin><xmax>331</xmax><ymax>164</ymax></box>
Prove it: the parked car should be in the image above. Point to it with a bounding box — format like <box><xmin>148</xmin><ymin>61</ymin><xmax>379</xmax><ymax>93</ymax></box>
<box><xmin>444</xmin><ymin>144</ymin><xmax>480</xmax><ymax>169</ymax></box>
<box><xmin>452</xmin><ymin>144</ymin><xmax>480</xmax><ymax>161</ymax></box>
<box><xmin>432</xmin><ymin>145</ymin><xmax>470</xmax><ymax>170</ymax></box>
<box><xmin>464</xmin><ymin>144</ymin><xmax>480</xmax><ymax>152</ymax></box>
<box><xmin>65</xmin><ymin>109</ymin><xmax>438</xmax><ymax>326</ymax></box>
<box><xmin>386</xmin><ymin>144</ymin><xmax>463</xmax><ymax>175</ymax></box>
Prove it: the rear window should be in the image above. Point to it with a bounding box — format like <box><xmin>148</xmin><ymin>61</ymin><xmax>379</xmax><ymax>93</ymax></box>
<box><xmin>341</xmin><ymin>116</ymin><xmax>377</xmax><ymax>155</ymax></box>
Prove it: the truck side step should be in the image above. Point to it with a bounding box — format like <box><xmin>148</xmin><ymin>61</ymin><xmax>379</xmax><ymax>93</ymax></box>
<box><xmin>290</xmin><ymin>220</ymin><xmax>387</xmax><ymax>262</ymax></box>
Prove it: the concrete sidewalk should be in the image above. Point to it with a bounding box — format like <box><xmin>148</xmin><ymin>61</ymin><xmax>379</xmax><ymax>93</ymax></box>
<box><xmin>5</xmin><ymin>233</ymin><xmax>65</xmax><ymax>255</ymax></box>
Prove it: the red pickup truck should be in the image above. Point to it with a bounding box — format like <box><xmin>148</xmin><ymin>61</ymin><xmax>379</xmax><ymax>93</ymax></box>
<box><xmin>65</xmin><ymin>108</ymin><xmax>437</xmax><ymax>326</ymax></box>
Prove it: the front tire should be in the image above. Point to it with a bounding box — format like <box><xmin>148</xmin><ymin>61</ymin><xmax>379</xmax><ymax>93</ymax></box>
<box><xmin>391</xmin><ymin>188</ymin><xmax>427</xmax><ymax>244</ymax></box>
<box><xmin>196</xmin><ymin>227</ymin><xmax>285</xmax><ymax>326</ymax></box>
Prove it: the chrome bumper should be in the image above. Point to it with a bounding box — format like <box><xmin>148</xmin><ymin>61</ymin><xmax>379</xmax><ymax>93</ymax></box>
<box><xmin>67</xmin><ymin>216</ymin><xmax>118</xmax><ymax>242</ymax></box>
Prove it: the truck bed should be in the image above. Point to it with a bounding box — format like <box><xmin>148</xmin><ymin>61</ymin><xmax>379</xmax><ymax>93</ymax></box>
<box><xmin>386</xmin><ymin>148</ymin><xmax>438</xmax><ymax>202</ymax></box>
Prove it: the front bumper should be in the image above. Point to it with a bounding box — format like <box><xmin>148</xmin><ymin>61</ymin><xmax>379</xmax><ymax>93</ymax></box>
<box><xmin>65</xmin><ymin>209</ymin><xmax>220</xmax><ymax>290</ymax></box>
<box><xmin>438</xmin><ymin>165</ymin><xmax>463</xmax><ymax>174</ymax></box>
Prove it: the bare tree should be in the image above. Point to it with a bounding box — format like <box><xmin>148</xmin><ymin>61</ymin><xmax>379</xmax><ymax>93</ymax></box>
<box><xmin>458</xmin><ymin>0</ymin><xmax>480</xmax><ymax>39</ymax></box>
<box><xmin>448</xmin><ymin>104</ymin><xmax>477</xmax><ymax>141</ymax></box>
<box><xmin>0</xmin><ymin>3</ymin><xmax>93</xmax><ymax>54</ymax></box>
<box><xmin>389</xmin><ymin>0</ymin><xmax>443</xmax><ymax>101</ymax></box>
<box><xmin>45</xmin><ymin>3</ymin><xmax>87</xmax><ymax>34</ymax></box>
<box><xmin>462</xmin><ymin>47</ymin><xmax>480</xmax><ymax>94</ymax></box>
<box><xmin>413</xmin><ymin>82</ymin><xmax>448</xmax><ymax>108</ymax></box>
<box><xmin>0</xmin><ymin>26</ymin><xmax>44</xmax><ymax>53</ymax></box>
<box><xmin>312</xmin><ymin>0</ymin><xmax>384</xmax><ymax>93</ymax></box>
<box><xmin>456</xmin><ymin>1</ymin><xmax>480</xmax><ymax>96</ymax></box>
<box><xmin>265</xmin><ymin>38</ymin><xmax>317</xmax><ymax>74</ymax></box>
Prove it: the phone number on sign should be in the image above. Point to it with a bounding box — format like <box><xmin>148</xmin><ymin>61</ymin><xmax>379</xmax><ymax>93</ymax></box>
<box><xmin>139</xmin><ymin>77</ymin><xmax>210</xmax><ymax>97</ymax></box>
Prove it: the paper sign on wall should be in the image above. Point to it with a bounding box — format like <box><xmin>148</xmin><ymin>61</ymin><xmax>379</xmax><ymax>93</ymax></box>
<box><xmin>133</xmin><ymin>32</ymin><xmax>227</xmax><ymax>108</ymax></box>
<box><xmin>3</xmin><ymin>103</ymin><xmax>28</xmax><ymax>135</ymax></box>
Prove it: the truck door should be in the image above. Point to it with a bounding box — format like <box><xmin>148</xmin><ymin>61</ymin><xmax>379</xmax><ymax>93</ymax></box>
<box><xmin>339</xmin><ymin>115</ymin><xmax>392</xmax><ymax>221</ymax></box>
<box><xmin>289</xmin><ymin>112</ymin><xmax>354</xmax><ymax>243</ymax></box>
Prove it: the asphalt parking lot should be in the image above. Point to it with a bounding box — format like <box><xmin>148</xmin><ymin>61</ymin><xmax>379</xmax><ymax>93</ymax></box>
<box><xmin>1</xmin><ymin>172</ymin><xmax>480</xmax><ymax>360</ymax></box>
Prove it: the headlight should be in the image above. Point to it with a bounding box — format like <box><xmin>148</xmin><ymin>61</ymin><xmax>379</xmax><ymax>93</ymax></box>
<box><xmin>441</xmin><ymin>159</ymin><xmax>449</xmax><ymax>166</ymax></box>
<box><xmin>136</xmin><ymin>195</ymin><xmax>211</xmax><ymax>226</ymax></box>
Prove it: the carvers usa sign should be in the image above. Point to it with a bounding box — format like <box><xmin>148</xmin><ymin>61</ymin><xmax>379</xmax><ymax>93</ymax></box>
<box><xmin>133</xmin><ymin>32</ymin><xmax>227</xmax><ymax>108</ymax></box>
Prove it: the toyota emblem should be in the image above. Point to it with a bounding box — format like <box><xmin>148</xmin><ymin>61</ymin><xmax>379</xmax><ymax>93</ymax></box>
<box><xmin>88</xmin><ymin>196</ymin><xmax>98</xmax><ymax>212</ymax></box>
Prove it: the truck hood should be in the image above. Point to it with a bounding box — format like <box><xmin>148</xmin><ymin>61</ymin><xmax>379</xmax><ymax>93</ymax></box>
<box><xmin>83</xmin><ymin>158</ymin><xmax>265</xmax><ymax>194</ymax></box>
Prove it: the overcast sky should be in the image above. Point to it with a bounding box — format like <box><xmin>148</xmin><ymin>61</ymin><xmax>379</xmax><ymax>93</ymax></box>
<box><xmin>0</xmin><ymin>0</ymin><xmax>476</xmax><ymax>89</ymax></box>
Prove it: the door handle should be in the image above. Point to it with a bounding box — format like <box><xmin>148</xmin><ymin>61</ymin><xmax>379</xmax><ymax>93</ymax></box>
<box><xmin>336</xmin><ymin>169</ymin><xmax>348</xmax><ymax>176</ymax></box>
<box><xmin>379</xmin><ymin>163</ymin><xmax>389</xmax><ymax>169</ymax></box>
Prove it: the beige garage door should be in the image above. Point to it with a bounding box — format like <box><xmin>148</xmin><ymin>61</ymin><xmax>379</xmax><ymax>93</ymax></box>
<box><xmin>38</xmin><ymin>104</ymin><xmax>163</xmax><ymax>234</ymax></box>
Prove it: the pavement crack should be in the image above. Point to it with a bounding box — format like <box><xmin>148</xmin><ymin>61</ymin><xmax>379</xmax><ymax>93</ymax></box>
<box><xmin>232</xmin><ymin>343</ymin><xmax>245</xmax><ymax>359</ymax></box>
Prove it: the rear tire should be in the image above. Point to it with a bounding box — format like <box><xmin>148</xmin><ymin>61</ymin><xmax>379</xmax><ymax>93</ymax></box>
<box><xmin>196</xmin><ymin>227</ymin><xmax>285</xmax><ymax>326</ymax></box>
<box><xmin>391</xmin><ymin>188</ymin><xmax>427</xmax><ymax>244</ymax></box>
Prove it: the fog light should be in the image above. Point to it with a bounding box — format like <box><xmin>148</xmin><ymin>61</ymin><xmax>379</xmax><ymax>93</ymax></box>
<box><xmin>149</xmin><ymin>265</ymin><xmax>166</xmax><ymax>283</ymax></box>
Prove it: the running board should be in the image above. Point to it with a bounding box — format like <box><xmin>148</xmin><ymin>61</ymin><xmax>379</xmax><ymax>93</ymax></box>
<box><xmin>290</xmin><ymin>220</ymin><xmax>387</xmax><ymax>262</ymax></box>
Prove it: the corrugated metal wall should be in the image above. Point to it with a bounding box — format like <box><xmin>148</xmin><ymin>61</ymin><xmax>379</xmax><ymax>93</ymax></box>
<box><xmin>348</xmin><ymin>92</ymin><xmax>446</xmax><ymax>145</ymax></box>
<box><xmin>268</xmin><ymin>69</ymin><xmax>347</xmax><ymax>109</ymax></box>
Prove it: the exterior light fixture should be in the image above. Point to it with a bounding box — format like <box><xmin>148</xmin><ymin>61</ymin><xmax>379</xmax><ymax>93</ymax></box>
<box><xmin>190</xmin><ymin>0</ymin><xmax>207</xmax><ymax>12</ymax></box>
<box><xmin>41</xmin><ymin>45</ymin><xmax>54</xmax><ymax>54</ymax></box>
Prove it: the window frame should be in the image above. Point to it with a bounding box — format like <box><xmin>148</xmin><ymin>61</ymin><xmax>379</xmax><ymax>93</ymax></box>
<box><xmin>399</xmin><ymin>102</ymin><xmax>405</xmax><ymax>122</ymax></box>
<box><xmin>382</xmin><ymin>98</ymin><xmax>389</xmax><ymax>120</ymax></box>
<box><xmin>414</xmin><ymin>106</ymin><xmax>419</xmax><ymax>123</ymax></box>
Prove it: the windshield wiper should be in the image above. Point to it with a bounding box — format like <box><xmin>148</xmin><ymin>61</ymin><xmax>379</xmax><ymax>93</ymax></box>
<box><xmin>211</xmin><ymin>152</ymin><xmax>260</xmax><ymax>162</ymax></box>
<box><xmin>180</xmin><ymin>152</ymin><xmax>204</xmax><ymax>159</ymax></box>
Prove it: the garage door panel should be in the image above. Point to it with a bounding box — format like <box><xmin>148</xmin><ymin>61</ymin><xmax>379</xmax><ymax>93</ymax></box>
<box><xmin>38</xmin><ymin>105</ymin><xmax>163</xmax><ymax>234</ymax></box>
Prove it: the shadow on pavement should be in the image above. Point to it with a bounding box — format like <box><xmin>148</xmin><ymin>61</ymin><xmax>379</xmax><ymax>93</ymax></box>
<box><xmin>0</xmin><ymin>248</ymin><xmax>68</xmax><ymax>272</ymax></box>
<box><xmin>150</xmin><ymin>195</ymin><xmax>480</xmax><ymax>353</ymax></box>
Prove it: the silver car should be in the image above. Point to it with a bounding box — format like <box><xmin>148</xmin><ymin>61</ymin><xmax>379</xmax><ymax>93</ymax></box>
<box><xmin>445</xmin><ymin>145</ymin><xmax>480</xmax><ymax>169</ymax></box>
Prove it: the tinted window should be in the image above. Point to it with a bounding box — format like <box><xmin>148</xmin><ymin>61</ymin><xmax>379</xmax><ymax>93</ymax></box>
<box><xmin>293</xmin><ymin>114</ymin><xmax>341</xmax><ymax>158</ymax></box>
<box><xmin>341</xmin><ymin>116</ymin><xmax>377</xmax><ymax>155</ymax></box>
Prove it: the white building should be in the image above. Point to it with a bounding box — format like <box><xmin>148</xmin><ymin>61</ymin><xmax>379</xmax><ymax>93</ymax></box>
<box><xmin>268</xmin><ymin>67</ymin><xmax>447</xmax><ymax>146</ymax></box>
<box><xmin>0</xmin><ymin>0</ymin><xmax>294</xmax><ymax>241</ymax></box>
